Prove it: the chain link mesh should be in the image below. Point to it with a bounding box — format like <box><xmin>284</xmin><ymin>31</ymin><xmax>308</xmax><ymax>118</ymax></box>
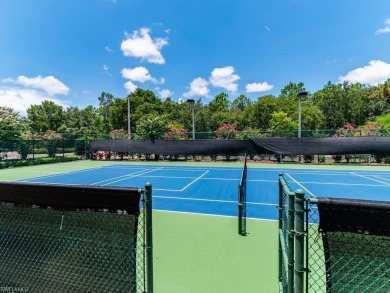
<box><xmin>0</xmin><ymin>197</ymin><xmax>146</xmax><ymax>293</ymax></box>
<box><xmin>306</xmin><ymin>199</ymin><xmax>390</xmax><ymax>293</ymax></box>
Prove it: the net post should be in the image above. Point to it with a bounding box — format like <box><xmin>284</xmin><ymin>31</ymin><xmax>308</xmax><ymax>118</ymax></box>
<box><xmin>294</xmin><ymin>189</ymin><xmax>305</xmax><ymax>293</ymax></box>
<box><xmin>144</xmin><ymin>183</ymin><xmax>154</xmax><ymax>293</ymax></box>
<box><xmin>238</xmin><ymin>183</ymin><xmax>243</xmax><ymax>235</ymax></box>
<box><xmin>288</xmin><ymin>189</ymin><xmax>295</xmax><ymax>293</ymax></box>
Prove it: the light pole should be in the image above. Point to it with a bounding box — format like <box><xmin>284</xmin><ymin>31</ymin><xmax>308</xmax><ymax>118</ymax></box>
<box><xmin>297</xmin><ymin>91</ymin><xmax>308</xmax><ymax>138</ymax></box>
<box><xmin>187</xmin><ymin>99</ymin><xmax>195</xmax><ymax>139</ymax></box>
<box><xmin>127</xmin><ymin>96</ymin><xmax>131</xmax><ymax>139</ymax></box>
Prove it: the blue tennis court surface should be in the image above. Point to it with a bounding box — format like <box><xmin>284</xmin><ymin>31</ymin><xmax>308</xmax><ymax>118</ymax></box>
<box><xmin>20</xmin><ymin>164</ymin><xmax>390</xmax><ymax>220</ymax></box>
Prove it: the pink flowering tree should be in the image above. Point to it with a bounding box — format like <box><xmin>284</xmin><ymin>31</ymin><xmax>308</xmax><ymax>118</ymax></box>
<box><xmin>215</xmin><ymin>123</ymin><xmax>238</xmax><ymax>140</ymax></box>
<box><xmin>165</xmin><ymin>127</ymin><xmax>188</xmax><ymax>140</ymax></box>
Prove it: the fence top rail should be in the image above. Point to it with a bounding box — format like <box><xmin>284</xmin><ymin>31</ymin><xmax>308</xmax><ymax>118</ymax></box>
<box><xmin>279</xmin><ymin>173</ymin><xmax>295</xmax><ymax>196</ymax></box>
<box><xmin>0</xmin><ymin>181</ymin><xmax>142</xmax><ymax>214</ymax></box>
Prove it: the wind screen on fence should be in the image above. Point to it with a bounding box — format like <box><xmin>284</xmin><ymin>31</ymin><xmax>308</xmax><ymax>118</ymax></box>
<box><xmin>238</xmin><ymin>154</ymin><xmax>248</xmax><ymax>236</ymax></box>
<box><xmin>307</xmin><ymin>197</ymin><xmax>390</xmax><ymax>293</ymax></box>
<box><xmin>0</xmin><ymin>182</ymin><xmax>147</xmax><ymax>293</ymax></box>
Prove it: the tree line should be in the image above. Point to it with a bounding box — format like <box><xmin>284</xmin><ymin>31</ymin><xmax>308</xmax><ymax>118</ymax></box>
<box><xmin>1</xmin><ymin>80</ymin><xmax>390</xmax><ymax>139</ymax></box>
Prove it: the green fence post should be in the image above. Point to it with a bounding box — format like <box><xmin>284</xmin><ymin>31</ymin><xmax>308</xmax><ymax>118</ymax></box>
<box><xmin>288</xmin><ymin>190</ymin><xmax>295</xmax><ymax>293</ymax></box>
<box><xmin>294</xmin><ymin>189</ymin><xmax>305</xmax><ymax>293</ymax></box>
<box><xmin>144</xmin><ymin>183</ymin><xmax>153</xmax><ymax>293</ymax></box>
<box><xmin>278</xmin><ymin>174</ymin><xmax>283</xmax><ymax>288</ymax></box>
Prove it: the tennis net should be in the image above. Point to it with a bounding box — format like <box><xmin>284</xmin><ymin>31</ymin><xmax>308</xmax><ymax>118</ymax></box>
<box><xmin>238</xmin><ymin>154</ymin><xmax>248</xmax><ymax>236</ymax></box>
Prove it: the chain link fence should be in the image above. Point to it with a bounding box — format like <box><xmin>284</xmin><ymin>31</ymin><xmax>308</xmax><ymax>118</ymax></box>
<box><xmin>0</xmin><ymin>182</ymin><xmax>153</xmax><ymax>293</ymax></box>
<box><xmin>306</xmin><ymin>198</ymin><xmax>390</xmax><ymax>293</ymax></box>
<box><xmin>278</xmin><ymin>174</ymin><xmax>390</xmax><ymax>293</ymax></box>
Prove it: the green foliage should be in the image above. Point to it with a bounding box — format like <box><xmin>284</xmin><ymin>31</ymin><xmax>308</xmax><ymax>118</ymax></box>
<box><xmin>371</xmin><ymin>113</ymin><xmax>390</xmax><ymax>128</ymax></box>
<box><xmin>0</xmin><ymin>156</ymin><xmax>79</xmax><ymax>169</ymax></box>
<box><xmin>0</xmin><ymin>107</ymin><xmax>27</xmax><ymax>139</ymax></box>
<box><xmin>41</xmin><ymin>131</ymin><xmax>63</xmax><ymax>158</ymax></box>
<box><xmin>74</xmin><ymin>136</ymin><xmax>94</xmax><ymax>157</ymax></box>
<box><xmin>269</xmin><ymin>111</ymin><xmax>298</xmax><ymax>136</ymax></box>
<box><xmin>27</xmin><ymin>101</ymin><xmax>64</xmax><ymax>132</ymax></box>
<box><xmin>134</xmin><ymin>114</ymin><xmax>171</xmax><ymax>139</ymax></box>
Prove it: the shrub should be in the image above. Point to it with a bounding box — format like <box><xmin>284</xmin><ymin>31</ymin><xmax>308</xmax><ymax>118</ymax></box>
<box><xmin>42</xmin><ymin>131</ymin><xmax>63</xmax><ymax>158</ymax></box>
<box><xmin>303</xmin><ymin>154</ymin><xmax>314</xmax><ymax>163</ymax></box>
<box><xmin>332</xmin><ymin>155</ymin><xmax>343</xmax><ymax>163</ymax></box>
<box><xmin>318</xmin><ymin>155</ymin><xmax>326</xmax><ymax>163</ymax></box>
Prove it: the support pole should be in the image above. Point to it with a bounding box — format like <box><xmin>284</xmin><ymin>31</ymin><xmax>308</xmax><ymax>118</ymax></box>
<box><xmin>294</xmin><ymin>189</ymin><xmax>305</xmax><ymax>293</ymax></box>
<box><xmin>288</xmin><ymin>190</ymin><xmax>295</xmax><ymax>293</ymax></box>
<box><xmin>238</xmin><ymin>184</ymin><xmax>243</xmax><ymax>235</ymax></box>
<box><xmin>144</xmin><ymin>183</ymin><xmax>153</xmax><ymax>293</ymax></box>
<box><xmin>278</xmin><ymin>174</ymin><xmax>283</xmax><ymax>286</ymax></box>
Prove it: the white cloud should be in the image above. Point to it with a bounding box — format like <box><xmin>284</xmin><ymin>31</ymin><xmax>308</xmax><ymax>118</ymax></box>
<box><xmin>338</xmin><ymin>60</ymin><xmax>390</xmax><ymax>86</ymax></box>
<box><xmin>121</xmin><ymin>28</ymin><xmax>168</xmax><ymax>64</ymax></box>
<box><xmin>2</xmin><ymin>75</ymin><xmax>69</xmax><ymax>96</ymax></box>
<box><xmin>105</xmin><ymin>46</ymin><xmax>114</xmax><ymax>52</ymax></box>
<box><xmin>376</xmin><ymin>17</ymin><xmax>390</xmax><ymax>35</ymax></box>
<box><xmin>183</xmin><ymin>77</ymin><xmax>209</xmax><ymax>98</ymax></box>
<box><xmin>209</xmin><ymin>66</ymin><xmax>240</xmax><ymax>92</ymax></box>
<box><xmin>246</xmin><ymin>82</ymin><xmax>274</xmax><ymax>93</ymax></box>
<box><xmin>0</xmin><ymin>75</ymin><xmax>70</xmax><ymax>115</ymax></box>
<box><xmin>158</xmin><ymin>89</ymin><xmax>173</xmax><ymax>99</ymax></box>
<box><xmin>121</xmin><ymin>66</ymin><xmax>159</xmax><ymax>83</ymax></box>
<box><xmin>103</xmin><ymin>65</ymin><xmax>109</xmax><ymax>71</ymax></box>
<box><xmin>0</xmin><ymin>88</ymin><xmax>69</xmax><ymax>116</ymax></box>
<box><xmin>124</xmin><ymin>80</ymin><xmax>138</xmax><ymax>93</ymax></box>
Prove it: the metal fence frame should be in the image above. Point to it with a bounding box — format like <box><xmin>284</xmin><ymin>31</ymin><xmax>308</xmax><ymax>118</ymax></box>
<box><xmin>0</xmin><ymin>182</ymin><xmax>153</xmax><ymax>293</ymax></box>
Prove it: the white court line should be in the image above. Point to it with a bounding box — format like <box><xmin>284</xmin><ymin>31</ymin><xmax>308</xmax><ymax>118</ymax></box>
<box><xmin>350</xmin><ymin>172</ymin><xmax>390</xmax><ymax>186</ymax></box>
<box><xmin>371</xmin><ymin>175</ymin><xmax>390</xmax><ymax>184</ymax></box>
<box><xmin>90</xmin><ymin>168</ymin><xmax>150</xmax><ymax>185</ymax></box>
<box><xmin>98</xmin><ymin>167</ymin><xmax>163</xmax><ymax>186</ymax></box>
<box><xmin>17</xmin><ymin>167</ymin><xmax>102</xmax><ymax>181</ymax></box>
<box><xmin>294</xmin><ymin>181</ymin><xmax>390</xmax><ymax>187</ymax></box>
<box><xmin>285</xmin><ymin>173</ymin><xmax>316</xmax><ymax>197</ymax></box>
<box><xmin>153</xmin><ymin>194</ymin><xmax>276</xmax><ymax>206</ymax></box>
<box><xmin>180</xmin><ymin>170</ymin><xmax>209</xmax><ymax>191</ymax></box>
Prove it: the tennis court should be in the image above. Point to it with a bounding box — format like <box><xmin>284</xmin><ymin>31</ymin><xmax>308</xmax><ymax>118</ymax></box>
<box><xmin>17</xmin><ymin>163</ymin><xmax>390</xmax><ymax>219</ymax></box>
<box><xmin>1</xmin><ymin>161</ymin><xmax>390</xmax><ymax>292</ymax></box>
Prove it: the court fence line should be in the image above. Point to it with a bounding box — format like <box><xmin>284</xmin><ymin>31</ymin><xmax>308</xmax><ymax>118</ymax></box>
<box><xmin>278</xmin><ymin>174</ymin><xmax>390</xmax><ymax>293</ymax></box>
<box><xmin>0</xmin><ymin>181</ymin><xmax>153</xmax><ymax>293</ymax></box>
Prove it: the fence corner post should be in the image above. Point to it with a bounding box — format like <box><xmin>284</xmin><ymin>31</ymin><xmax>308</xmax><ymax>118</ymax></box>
<box><xmin>144</xmin><ymin>182</ymin><xmax>153</xmax><ymax>293</ymax></box>
<box><xmin>294</xmin><ymin>189</ymin><xmax>305</xmax><ymax>293</ymax></box>
<box><xmin>288</xmin><ymin>190</ymin><xmax>295</xmax><ymax>293</ymax></box>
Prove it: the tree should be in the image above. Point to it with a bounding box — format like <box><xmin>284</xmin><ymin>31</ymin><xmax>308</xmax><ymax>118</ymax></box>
<box><xmin>246</xmin><ymin>95</ymin><xmax>277</xmax><ymax>129</ymax></box>
<box><xmin>134</xmin><ymin>114</ymin><xmax>171</xmax><ymax>139</ymax></box>
<box><xmin>127</xmin><ymin>89</ymin><xmax>164</xmax><ymax>134</ymax></box>
<box><xmin>269</xmin><ymin>111</ymin><xmax>298</xmax><ymax>137</ymax></box>
<box><xmin>230</xmin><ymin>94</ymin><xmax>252</xmax><ymax>114</ymax></box>
<box><xmin>0</xmin><ymin>107</ymin><xmax>27</xmax><ymax>139</ymax></box>
<box><xmin>109</xmin><ymin>98</ymin><xmax>128</xmax><ymax>131</ymax></box>
<box><xmin>59</xmin><ymin>106</ymin><xmax>100</xmax><ymax>134</ymax></box>
<box><xmin>27</xmin><ymin>100</ymin><xmax>64</xmax><ymax>132</ymax></box>
<box><xmin>215</xmin><ymin>123</ymin><xmax>238</xmax><ymax>139</ymax></box>
<box><xmin>98</xmin><ymin>92</ymin><xmax>115</xmax><ymax>133</ymax></box>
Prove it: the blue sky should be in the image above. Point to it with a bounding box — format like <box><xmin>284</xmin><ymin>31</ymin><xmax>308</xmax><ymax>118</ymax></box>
<box><xmin>1</xmin><ymin>0</ymin><xmax>390</xmax><ymax>115</ymax></box>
